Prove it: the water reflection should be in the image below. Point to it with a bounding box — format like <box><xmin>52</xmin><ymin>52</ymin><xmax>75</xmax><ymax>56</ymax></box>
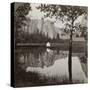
<box><xmin>17</xmin><ymin>47</ymin><xmax>68</xmax><ymax>69</ymax></box>
<box><xmin>15</xmin><ymin>47</ymin><xmax>87</xmax><ymax>84</ymax></box>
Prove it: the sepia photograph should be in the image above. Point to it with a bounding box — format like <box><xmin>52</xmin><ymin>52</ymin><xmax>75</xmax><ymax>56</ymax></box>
<box><xmin>11</xmin><ymin>2</ymin><xmax>88</xmax><ymax>87</ymax></box>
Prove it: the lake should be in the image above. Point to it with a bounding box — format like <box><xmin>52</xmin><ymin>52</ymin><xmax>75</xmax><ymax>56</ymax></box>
<box><xmin>15</xmin><ymin>47</ymin><xmax>87</xmax><ymax>86</ymax></box>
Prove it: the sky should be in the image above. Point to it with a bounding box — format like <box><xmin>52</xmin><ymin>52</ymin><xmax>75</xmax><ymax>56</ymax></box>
<box><xmin>27</xmin><ymin>3</ymin><xmax>44</xmax><ymax>19</ymax></box>
<box><xmin>26</xmin><ymin>3</ymin><xmax>65</xmax><ymax>28</ymax></box>
<box><xmin>26</xmin><ymin>3</ymin><xmax>87</xmax><ymax>28</ymax></box>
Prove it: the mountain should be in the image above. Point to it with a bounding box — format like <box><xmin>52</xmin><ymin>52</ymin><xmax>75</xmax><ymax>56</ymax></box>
<box><xmin>27</xmin><ymin>19</ymin><xmax>64</xmax><ymax>39</ymax></box>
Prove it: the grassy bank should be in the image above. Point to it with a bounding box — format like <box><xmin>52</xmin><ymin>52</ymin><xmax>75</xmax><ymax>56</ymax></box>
<box><xmin>15</xmin><ymin>69</ymin><xmax>86</xmax><ymax>87</ymax></box>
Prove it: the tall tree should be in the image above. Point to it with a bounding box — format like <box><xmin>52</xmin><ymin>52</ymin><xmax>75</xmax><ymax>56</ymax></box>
<box><xmin>14</xmin><ymin>3</ymin><xmax>31</xmax><ymax>44</ymax></box>
<box><xmin>37</xmin><ymin>4</ymin><xmax>87</xmax><ymax>83</ymax></box>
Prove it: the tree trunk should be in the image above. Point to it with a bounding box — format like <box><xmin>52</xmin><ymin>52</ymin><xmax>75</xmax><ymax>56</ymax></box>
<box><xmin>68</xmin><ymin>22</ymin><xmax>73</xmax><ymax>83</ymax></box>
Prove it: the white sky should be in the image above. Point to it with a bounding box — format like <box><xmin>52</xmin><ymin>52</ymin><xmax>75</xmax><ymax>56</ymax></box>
<box><xmin>27</xmin><ymin>3</ymin><xmax>44</xmax><ymax>19</ymax></box>
<box><xmin>27</xmin><ymin>3</ymin><xmax>87</xmax><ymax>28</ymax></box>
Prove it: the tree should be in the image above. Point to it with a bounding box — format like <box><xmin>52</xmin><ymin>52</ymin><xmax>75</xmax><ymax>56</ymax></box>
<box><xmin>14</xmin><ymin>3</ymin><xmax>31</xmax><ymax>45</ymax></box>
<box><xmin>37</xmin><ymin>4</ymin><xmax>87</xmax><ymax>83</ymax></box>
<box><xmin>56</xmin><ymin>33</ymin><xmax>60</xmax><ymax>40</ymax></box>
<box><xmin>79</xmin><ymin>14</ymin><xmax>88</xmax><ymax>40</ymax></box>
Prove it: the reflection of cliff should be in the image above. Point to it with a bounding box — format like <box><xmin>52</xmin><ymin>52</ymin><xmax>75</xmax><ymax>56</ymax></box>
<box><xmin>19</xmin><ymin>48</ymin><xmax>55</xmax><ymax>68</ymax></box>
<box><xmin>18</xmin><ymin>47</ymin><xmax>68</xmax><ymax>69</ymax></box>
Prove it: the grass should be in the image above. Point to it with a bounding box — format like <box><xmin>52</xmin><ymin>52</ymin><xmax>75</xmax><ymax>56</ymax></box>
<box><xmin>79</xmin><ymin>55</ymin><xmax>88</xmax><ymax>78</ymax></box>
<box><xmin>15</xmin><ymin>67</ymin><xmax>87</xmax><ymax>87</ymax></box>
<box><xmin>72</xmin><ymin>52</ymin><xmax>88</xmax><ymax>78</ymax></box>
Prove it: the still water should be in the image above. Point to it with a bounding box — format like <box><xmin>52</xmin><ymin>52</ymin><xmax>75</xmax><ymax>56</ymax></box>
<box><xmin>15</xmin><ymin>47</ymin><xmax>86</xmax><ymax>83</ymax></box>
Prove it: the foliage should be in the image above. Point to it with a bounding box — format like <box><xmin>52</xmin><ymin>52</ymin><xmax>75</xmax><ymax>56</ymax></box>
<box><xmin>37</xmin><ymin>4</ymin><xmax>87</xmax><ymax>32</ymax></box>
<box><xmin>14</xmin><ymin>3</ymin><xmax>31</xmax><ymax>44</ymax></box>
